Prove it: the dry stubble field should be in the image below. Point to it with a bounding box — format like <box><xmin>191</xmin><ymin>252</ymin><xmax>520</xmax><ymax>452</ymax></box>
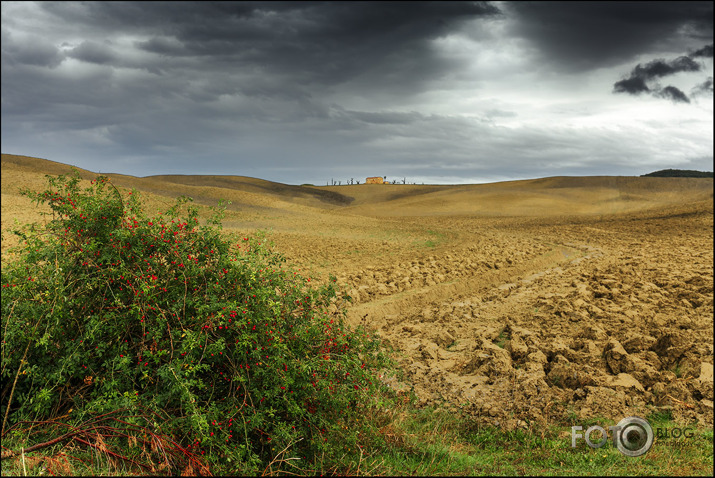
<box><xmin>2</xmin><ymin>154</ymin><xmax>713</xmax><ymax>432</ymax></box>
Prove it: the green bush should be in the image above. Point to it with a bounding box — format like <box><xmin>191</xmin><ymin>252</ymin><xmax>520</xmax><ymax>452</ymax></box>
<box><xmin>1</xmin><ymin>171</ymin><xmax>395</xmax><ymax>474</ymax></box>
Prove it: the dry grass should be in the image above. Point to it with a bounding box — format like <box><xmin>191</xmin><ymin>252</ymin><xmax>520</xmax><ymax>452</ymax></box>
<box><xmin>4</xmin><ymin>154</ymin><xmax>712</xmax><ymax>220</ymax></box>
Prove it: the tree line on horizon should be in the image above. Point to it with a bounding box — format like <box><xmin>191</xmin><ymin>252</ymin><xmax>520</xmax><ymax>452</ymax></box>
<box><xmin>327</xmin><ymin>177</ymin><xmax>421</xmax><ymax>185</ymax></box>
<box><xmin>641</xmin><ymin>169</ymin><xmax>713</xmax><ymax>178</ymax></box>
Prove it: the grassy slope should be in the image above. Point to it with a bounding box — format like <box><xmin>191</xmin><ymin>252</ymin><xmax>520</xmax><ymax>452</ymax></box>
<box><xmin>3</xmin><ymin>154</ymin><xmax>713</xmax><ymax>219</ymax></box>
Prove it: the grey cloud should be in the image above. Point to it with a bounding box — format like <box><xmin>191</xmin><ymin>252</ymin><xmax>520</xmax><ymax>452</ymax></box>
<box><xmin>2</xmin><ymin>2</ymin><xmax>711</xmax><ymax>185</ymax></box>
<box><xmin>691</xmin><ymin>44</ymin><xmax>713</xmax><ymax>58</ymax></box>
<box><xmin>3</xmin><ymin>94</ymin><xmax>710</xmax><ymax>184</ymax></box>
<box><xmin>40</xmin><ymin>1</ymin><xmax>172</xmax><ymax>33</ymax></box>
<box><xmin>656</xmin><ymin>86</ymin><xmax>690</xmax><ymax>103</ymax></box>
<box><xmin>66</xmin><ymin>40</ymin><xmax>117</xmax><ymax>65</ymax></box>
<box><xmin>506</xmin><ymin>2</ymin><xmax>713</xmax><ymax>71</ymax></box>
<box><xmin>484</xmin><ymin>109</ymin><xmax>518</xmax><ymax>119</ymax></box>
<box><xmin>41</xmin><ymin>1</ymin><xmax>501</xmax><ymax>94</ymax></box>
<box><xmin>613</xmin><ymin>77</ymin><xmax>650</xmax><ymax>95</ymax></box>
<box><xmin>633</xmin><ymin>56</ymin><xmax>700</xmax><ymax>80</ymax></box>
<box><xmin>1</xmin><ymin>29</ymin><xmax>64</xmax><ymax>68</ymax></box>
<box><xmin>613</xmin><ymin>48</ymin><xmax>710</xmax><ymax>102</ymax></box>
<box><xmin>339</xmin><ymin>110</ymin><xmax>425</xmax><ymax>125</ymax></box>
<box><xmin>692</xmin><ymin>77</ymin><xmax>714</xmax><ymax>96</ymax></box>
<box><xmin>135</xmin><ymin>37</ymin><xmax>187</xmax><ymax>57</ymax></box>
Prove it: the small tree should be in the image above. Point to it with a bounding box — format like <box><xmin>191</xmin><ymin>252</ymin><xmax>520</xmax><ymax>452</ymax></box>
<box><xmin>1</xmin><ymin>171</ymin><xmax>395</xmax><ymax>474</ymax></box>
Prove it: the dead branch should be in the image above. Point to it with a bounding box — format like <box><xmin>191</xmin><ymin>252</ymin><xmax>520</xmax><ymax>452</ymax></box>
<box><xmin>667</xmin><ymin>394</ymin><xmax>695</xmax><ymax>409</ymax></box>
<box><xmin>1</xmin><ymin>430</ymin><xmax>79</xmax><ymax>459</ymax></box>
<box><xmin>72</xmin><ymin>435</ymin><xmax>151</xmax><ymax>471</ymax></box>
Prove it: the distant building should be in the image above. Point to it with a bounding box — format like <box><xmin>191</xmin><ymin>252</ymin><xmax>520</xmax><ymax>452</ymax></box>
<box><xmin>366</xmin><ymin>176</ymin><xmax>384</xmax><ymax>184</ymax></box>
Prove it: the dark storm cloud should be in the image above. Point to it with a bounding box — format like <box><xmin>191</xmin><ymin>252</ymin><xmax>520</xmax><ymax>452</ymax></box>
<box><xmin>505</xmin><ymin>1</ymin><xmax>713</xmax><ymax>70</ymax></box>
<box><xmin>613</xmin><ymin>77</ymin><xmax>651</xmax><ymax>95</ymax></box>
<box><xmin>657</xmin><ymin>86</ymin><xmax>690</xmax><ymax>103</ymax></box>
<box><xmin>613</xmin><ymin>47</ymin><xmax>711</xmax><ymax>103</ymax></box>
<box><xmin>691</xmin><ymin>44</ymin><xmax>714</xmax><ymax>58</ymax></box>
<box><xmin>2</xmin><ymin>1</ymin><xmax>712</xmax><ymax>184</ymax></box>
<box><xmin>1</xmin><ymin>1</ymin><xmax>504</xmax><ymax>168</ymax></box>
<box><xmin>42</xmin><ymin>1</ymin><xmax>501</xmax><ymax>91</ymax></box>
<box><xmin>633</xmin><ymin>56</ymin><xmax>701</xmax><ymax>80</ymax></box>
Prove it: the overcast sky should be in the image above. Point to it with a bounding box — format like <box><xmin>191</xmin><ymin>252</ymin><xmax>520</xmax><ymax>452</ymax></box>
<box><xmin>2</xmin><ymin>1</ymin><xmax>713</xmax><ymax>185</ymax></box>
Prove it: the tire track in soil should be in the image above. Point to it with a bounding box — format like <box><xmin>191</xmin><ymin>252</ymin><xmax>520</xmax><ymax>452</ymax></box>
<box><xmin>342</xmin><ymin>229</ymin><xmax>713</xmax><ymax>431</ymax></box>
<box><xmin>345</xmin><ymin>241</ymin><xmax>596</xmax><ymax>331</ymax></box>
<box><xmin>342</xmin><ymin>240</ymin><xmax>600</xmax><ymax>430</ymax></box>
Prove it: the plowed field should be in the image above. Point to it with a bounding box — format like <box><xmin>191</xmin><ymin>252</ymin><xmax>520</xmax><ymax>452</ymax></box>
<box><xmin>3</xmin><ymin>154</ymin><xmax>713</xmax><ymax>430</ymax></box>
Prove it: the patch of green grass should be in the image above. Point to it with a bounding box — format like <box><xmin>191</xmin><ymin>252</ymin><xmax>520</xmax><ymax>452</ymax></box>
<box><xmin>648</xmin><ymin>408</ymin><xmax>674</xmax><ymax>423</ymax></box>
<box><xmin>495</xmin><ymin>329</ymin><xmax>508</xmax><ymax>349</ymax></box>
<box><xmin>464</xmin><ymin>412</ymin><xmax>712</xmax><ymax>476</ymax></box>
<box><xmin>370</xmin><ymin>401</ymin><xmax>714</xmax><ymax>476</ymax></box>
<box><xmin>3</xmin><ymin>404</ymin><xmax>712</xmax><ymax>476</ymax></box>
<box><xmin>410</xmin><ymin>229</ymin><xmax>447</xmax><ymax>249</ymax></box>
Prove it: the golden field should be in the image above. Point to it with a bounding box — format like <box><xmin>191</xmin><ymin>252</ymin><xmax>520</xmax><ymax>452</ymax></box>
<box><xmin>2</xmin><ymin>153</ymin><xmax>713</xmax><ymax>429</ymax></box>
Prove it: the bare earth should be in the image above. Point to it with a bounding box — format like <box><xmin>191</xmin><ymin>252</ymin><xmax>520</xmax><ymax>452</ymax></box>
<box><xmin>2</xmin><ymin>154</ymin><xmax>713</xmax><ymax>430</ymax></box>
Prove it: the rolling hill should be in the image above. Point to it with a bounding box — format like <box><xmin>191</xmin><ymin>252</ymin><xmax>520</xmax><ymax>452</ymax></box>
<box><xmin>2</xmin><ymin>153</ymin><xmax>713</xmax><ymax>221</ymax></box>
